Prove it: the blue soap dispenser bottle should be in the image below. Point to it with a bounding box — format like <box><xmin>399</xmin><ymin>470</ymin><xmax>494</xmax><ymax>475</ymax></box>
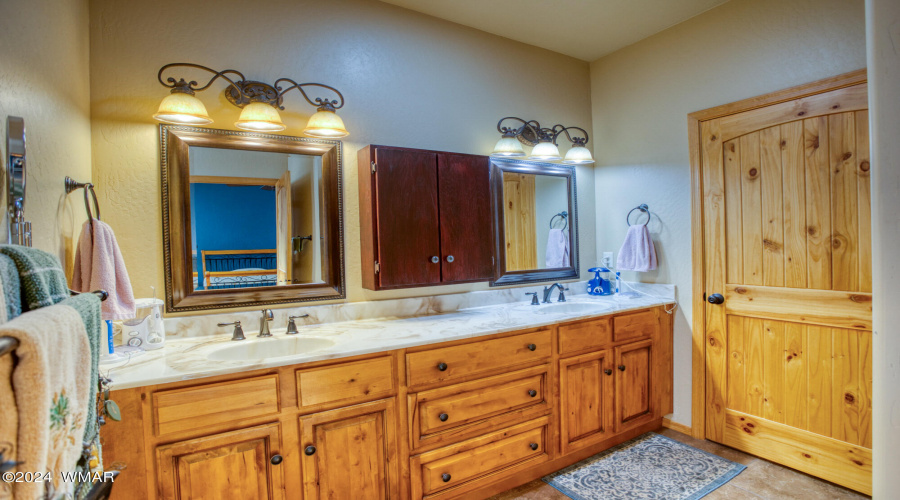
<box><xmin>587</xmin><ymin>267</ymin><xmax>603</xmax><ymax>295</ymax></box>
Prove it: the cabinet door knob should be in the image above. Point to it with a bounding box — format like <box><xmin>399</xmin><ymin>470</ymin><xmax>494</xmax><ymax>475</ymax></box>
<box><xmin>527</xmin><ymin>344</ymin><xmax>537</xmax><ymax>351</ymax></box>
<box><xmin>441</xmin><ymin>473</ymin><xmax>451</xmax><ymax>483</ymax></box>
<box><xmin>604</xmin><ymin>369</ymin><xmax>612</xmax><ymax>376</ymax></box>
<box><xmin>528</xmin><ymin>389</ymin><xmax>537</xmax><ymax>397</ymax></box>
<box><xmin>529</xmin><ymin>442</ymin><xmax>539</xmax><ymax>451</ymax></box>
<box><xmin>439</xmin><ymin>413</ymin><xmax>449</xmax><ymax>422</ymax></box>
<box><xmin>618</xmin><ymin>365</ymin><xmax>626</xmax><ymax>371</ymax></box>
<box><xmin>446</xmin><ymin>255</ymin><xmax>455</xmax><ymax>263</ymax></box>
<box><xmin>431</xmin><ymin>256</ymin><xmax>440</xmax><ymax>264</ymax></box>
<box><xmin>437</xmin><ymin>362</ymin><xmax>448</xmax><ymax>371</ymax></box>
<box><xmin>707</xmin><ymin>293</ymin><xmax>725</xmax><ymax>305</ymax></box>
<box><xmin>304</xmin><ymin>445</ymin><xmax>316</xmax><ymax>456</ymax></box>
<box><xmin>270</xmin><ymin>454</ymin><xmax>283</xmax><ymax>465</ymax></box>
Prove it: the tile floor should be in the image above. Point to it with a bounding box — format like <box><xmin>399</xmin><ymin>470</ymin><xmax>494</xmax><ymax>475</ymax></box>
<box><xmin>489</xmin><ymin>428</ymin><xmax>869</xmax><ymax>500</ymax></box>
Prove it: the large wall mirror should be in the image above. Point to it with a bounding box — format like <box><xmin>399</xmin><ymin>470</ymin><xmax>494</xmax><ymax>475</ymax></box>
<box><xmin>490</xmin><ymin>158</ymin><xmax>579</xmax><ymax>286</ymax></box>
<box><xmin>160</xmin><ymin>125</ymin><xmax>344</xmax><ymax>312</ymax></box>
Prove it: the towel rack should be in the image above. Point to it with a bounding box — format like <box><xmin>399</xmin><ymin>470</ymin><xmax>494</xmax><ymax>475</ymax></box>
<box><xmin>0</xmin><ymin>289</ymin><xmax>108</xmax><ymax>358</ymax></box>
<box><xmin>549</xmin><ymin>211</ymin><xmax>568</xmax><ymax>230</ymax></box>
<box><xmin>65</xmin><ymin>176</ymin><xmax>101</xmax><ymax>235</ymax></box>
<box><xmin>626</xmin><ymin>204</ymin><xmax>652</xmax><ymax>227</ymax></box>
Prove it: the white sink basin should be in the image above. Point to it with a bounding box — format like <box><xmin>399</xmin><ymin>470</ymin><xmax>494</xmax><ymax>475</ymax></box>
<box><xmin>207</xmin><ymin>336</ymin><xmax>335</xmax><ymax>361</ymax></box>
<box><xmin>533</xmin><ymin>302</ymin><xmax>612</xmax><ymax>315</ymax></box>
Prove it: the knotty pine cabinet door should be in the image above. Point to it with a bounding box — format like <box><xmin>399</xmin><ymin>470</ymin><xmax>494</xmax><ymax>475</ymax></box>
<box><xmin>358</xmin><ymin>145</ymin><xmax>492</xmax><ymax>290</ymax></box>
<box><xmin>298</xmin><ymin>399</ymin><xmax>400</xmax><ymax>500</ymax></box>
<box><xmin>558</xmin><ymin>349</ymin><xmax>615</xmax><ymax>454</ymax></box>
<box><xmin>614</xmin><ymin>339</ymin><xmax>655</xmax><ymax>431</ymax></box>
<box><xmin>155</xmin><ymin>423</ymin><xmax>285</xmax><ymax>500</ymax></box>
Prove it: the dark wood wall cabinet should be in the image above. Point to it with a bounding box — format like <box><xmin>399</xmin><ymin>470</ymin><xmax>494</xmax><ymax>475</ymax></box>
<box><xmin>358</xmin><ymin>145</ymin><xmax>494</xmax><ymax>290</ymax></box>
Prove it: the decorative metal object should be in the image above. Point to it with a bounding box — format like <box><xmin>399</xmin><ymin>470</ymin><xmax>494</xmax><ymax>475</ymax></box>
<box><xmin>6</xmin><ymin>116</ymin><xmax>30</xmax><ymax>246</ymax></box>
<box><xmin>494</xmin><ymin>117</ymin><xmax>590</xmax><ymax>149</ymax></box>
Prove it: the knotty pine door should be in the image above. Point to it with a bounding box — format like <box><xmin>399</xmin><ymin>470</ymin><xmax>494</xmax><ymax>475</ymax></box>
<box><xmin>699</xmin><ymin>82</ymin><xmax>872</xmax><ymax>494</ymax></box>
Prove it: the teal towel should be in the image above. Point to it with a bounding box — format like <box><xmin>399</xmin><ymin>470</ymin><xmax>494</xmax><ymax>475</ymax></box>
<box><xmin>0</xmin><ymin>245</ymin><xmax>69</xmax><ymax>312</ymax></box>
<box><xmin>0</xmin><ymin>254</ymin><xmax>21</xmax><ymax>320</ymax></box>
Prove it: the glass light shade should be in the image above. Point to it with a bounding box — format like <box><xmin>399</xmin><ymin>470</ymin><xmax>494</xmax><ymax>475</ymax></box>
<box><xmin>491</xmin><ymin>136</ymin><xmax>526</xmax><ymax>157</ymax></box>
<box><xmin>529</xmin><ymin>141</ymin><xmax>561</xmax><ymax>161</ymax></box>
<box><xmin>235</xmin><ymin>102</ymin><xmax>286</xmax><ymax>132</ymax></box>
<box><xmin>562</xmin><ymin>145</ymin><xmax>594</xmax><ymax>164</ymax></box>
<box><xmin>152</xmin><ymin>93</ymin><xmax>213</xmax><ymax>125</ymax></box>
<box><xmin>303</xmin><ymin>109</ymin><xmax>349</xmax><ymax>138</ymax></box>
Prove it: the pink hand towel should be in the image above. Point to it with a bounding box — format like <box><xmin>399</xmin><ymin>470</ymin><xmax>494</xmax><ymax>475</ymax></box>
<box><xmin>72</xmin><ymin>219</ymin><xmax>136</xmax><ymax>320</ymax></box>
<box><xmin>616</xmin><ymin>224</ymin><xmax>657</xmax><ymax>272</ymax></box>
<box><xmin>545</xmin><ymin>228</ymin><xmax>570</xmax><ymax>268</ymax></box>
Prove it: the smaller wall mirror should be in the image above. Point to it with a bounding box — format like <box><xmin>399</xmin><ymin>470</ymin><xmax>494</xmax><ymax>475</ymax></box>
<box><xmin>490</xmin><ymin>158</ymin><xmax>579</xmax><ymax>286</ymax></box>
<box><xmin>161</xmin><ymin>125</ymin><xmax>345</xmax><ymax>312</ymax></box>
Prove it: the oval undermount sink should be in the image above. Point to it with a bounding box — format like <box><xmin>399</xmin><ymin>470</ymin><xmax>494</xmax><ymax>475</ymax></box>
<box><xmin>206</xmin><ymin>336</ymin><xmax>335</xmax><ymax>361</ymax></box>
<box><xmin>533</xmin><ymin>302</ymin><xmax>612</xmax><ymax>315</ymax></box>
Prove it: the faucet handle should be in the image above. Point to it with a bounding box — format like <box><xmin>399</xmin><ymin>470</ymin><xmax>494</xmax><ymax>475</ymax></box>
<box><xmin>218</xmin><ymin>321</ymin><xmax>246</xmax><ymax>341</ymax></box>
<box><xmin>525</xmin><ymin>292</ymin><xmax>539</xmax><ymax>306</ymax></box>
<box><xmin>559</xmin><ymin>287</ymin><xmax>570</xmax><ymax>303</ymax></box>
<box><xmin>286</xmin><ymin>314</ymin><xmax>309</xmax><ymax>335</ymax></box>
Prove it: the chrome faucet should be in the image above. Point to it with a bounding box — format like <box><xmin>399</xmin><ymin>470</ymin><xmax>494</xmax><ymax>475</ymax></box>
<box><xmin>218</xmin><ymin>320</ymin><xmax>245</xmax><ymax>341</ymax></box>
<box><xmin>525</xmin><ymin>292</ymin><xmax>540</xmax><ymax>305</ymax></box>
<box><xmin>258</xmin><ymin>309</ymin><xmax>274</xmax><ymax>337</ymax></box>
<box><xmin>286</xmin><ymin>314</ymin><xmax>309</xmax><ymax>335</ymax></box>
<box><xmin>542</xmin><ymin>283</ymin><xmax>569</xmax><ymax>303</ymax></box>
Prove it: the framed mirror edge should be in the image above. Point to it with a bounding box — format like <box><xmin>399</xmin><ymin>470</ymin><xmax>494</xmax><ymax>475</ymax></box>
<box><xmin>488</xmin><ymin>157</ymin><xmax>580</xmax><ymax>287</ymax></box>
<box><xmin>159</xmin><ymin>124</ymin><xmax>346</xmax><ymax>313</ymax></box>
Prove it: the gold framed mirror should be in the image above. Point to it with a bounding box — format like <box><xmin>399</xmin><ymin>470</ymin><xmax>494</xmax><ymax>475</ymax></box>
<box><xmin>160</xmin><ymin>125</ymin><xmax>345</xmax><ymax>312</ymax></box>
<box><xmin>490</xmin><ymin>158</ymin><xmax>579</xmax><ymax>286</ymax></box>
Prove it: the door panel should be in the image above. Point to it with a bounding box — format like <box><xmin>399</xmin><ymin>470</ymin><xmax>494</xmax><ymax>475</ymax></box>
<box><xmin>501</xmin><ymin>172</ymin><xmax>537</xmax><ymax>271</ymax></box>
<box><xmin>438</xmin><ymin>154</ymin><xmax>493</xmax><ymax>283</ymax></box>
<box><xmin>559</xmin><ymin>350</ymin><xmax>614</xmax><ymax>454</ymax></box>
<box><xmin>701</xmin><ymin>82</ymin><xmax>872</xmax><ymax>494</ymax></box>
<box><xmin>374</xmin><ymin>148</ymin><xmax>441</xmax><ymax>288</ymax></box>
<box><xmin>615</xmin><ymin>340</ymin><xmax>654</xmax><ymax>430</ymax></box>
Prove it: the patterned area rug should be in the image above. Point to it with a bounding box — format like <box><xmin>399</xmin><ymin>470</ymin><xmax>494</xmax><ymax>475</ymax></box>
<box><xmin>543</xmin><ymin>432</ymin><xmax>746</xmax><ymax>500</ymax></box>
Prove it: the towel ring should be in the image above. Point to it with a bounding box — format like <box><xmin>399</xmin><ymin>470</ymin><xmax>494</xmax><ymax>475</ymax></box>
<box><xmin>64</xmin><ymin>176</ymin><xmax>101</xmax><ymax>234</ymax></box>
<box><xmin>626</xmin><ymin>204</ymin><xmax>651</xmax><ymax>227</ymax></box>
<box><xmin>549</xmin><ymin>211</ymin><xmax>568</xmax><ymax>230</ymax></box>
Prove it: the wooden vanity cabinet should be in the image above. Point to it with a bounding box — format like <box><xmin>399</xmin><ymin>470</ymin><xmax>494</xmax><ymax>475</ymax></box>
<box><xmin>358</xmin><ymin>145</ymin><xmax>493</xmax><ymax>290</ymax></box>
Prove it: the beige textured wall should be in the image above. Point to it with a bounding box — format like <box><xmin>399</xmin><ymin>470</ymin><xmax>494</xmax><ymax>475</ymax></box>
<box><xmin>0</xmin><ymin>0</ymin><xmax>92</xmax><ymax>270</ymax></box>
<box><xmin>88</xmin><ymin>0</ymin><xmax>594</xmax><ymax>309</ymax></box>
<box><xmin>589</xmin><ymin>0</ymin><xmax>866</xmax><ymax>427</ymax></box>
<box><xmin>866</xmin><ymin>0</ymin><xmax>900</xmax><ymax>493</ymax></box>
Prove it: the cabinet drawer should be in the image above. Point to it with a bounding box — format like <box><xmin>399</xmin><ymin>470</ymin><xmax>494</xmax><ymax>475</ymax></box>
<box><xmin>559</xmin><ymin>317</ymin><xmax>612</xmax><ymax>355</ymax></box>
<box><xmin>613</xmin><ymin>309</ymin><xmax>657</xmax><ymax>342</ymax></box>
<box><xmin>153</xmin><ymin>375</ymin><xmax>280</xmax><ymax>436</ymax></box>
<box><xmin>407</xmin><ymin>330</ymin><xmax>551</xmax><ymax>388</ymax></box>
<box><xmin>411</xmin><ymin>418</ymin><xmax>550</xmax><ymax>498</ymax></box>
<box><xmin>296</xmin><ymin>356</ymin><xmax>395</xmax><ymax>411</ymax></box>
<box><xmin>412</xmin><ymin>365</ymin><xmax>549</xmax><ymax>447</ymax></box>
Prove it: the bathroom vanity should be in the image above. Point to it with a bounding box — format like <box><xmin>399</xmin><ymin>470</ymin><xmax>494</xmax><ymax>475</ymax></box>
<box><xmin>101</xmin><ymin>294</ymin><xmax>674</xmax><ymax>499</ymax></box>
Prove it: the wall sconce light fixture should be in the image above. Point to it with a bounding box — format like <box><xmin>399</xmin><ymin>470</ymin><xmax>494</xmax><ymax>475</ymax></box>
<box><xmin>491</xmin><ymin>117</ymin><xmax>593</xmax><ymax>164</ymax></box>
<box><xmin>152</xmin><ymin>63</ymin><xmax>349</xmax><ymax>138</ymax></box>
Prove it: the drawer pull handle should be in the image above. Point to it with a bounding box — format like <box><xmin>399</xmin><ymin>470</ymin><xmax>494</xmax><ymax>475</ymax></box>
<box><xmin>604</xmin><ymin>369</ymin><xmax>613</xmax><ymax>376</ymax></box>
<box><xmin>618</xmin><ymin>365</ymin><xmax>626</xmax><ymax>371</ymax></box>
<box><xmin>439</xmin><ymin>413</ymin><xmax>449</xmax><ymax>422</ymax></box>
<box><xmin>304</xmin><ymin>445</ymin><xmax>316</xmax><ymax>456</ymax></box>
<box><xmin>441</xmin><ymin>473</ymin><xmax>451</xmax><ymax>483</ymax></box>
<box><xmin>527</xmin><ymin>344</ymin><xmax>537</xmax><ymax>351</ymax></box>
<box><xmin>437</xmin><ymin>362</ymin><xmax>448</xmax><ymax>371</ymax></box>
<box><xmin>529</xmin><ymin>442</ymin><xmax>539</xmax><ymax>451</ymax></box>
<box><xmin>528</xmin><ymin>389</ymin><xmax>537</xmax><ymax>397</ymax></box>
<box><xmin>270</xmin><ymin>454</ymin><xmax>283</xmax><ymax>465</ymax></box>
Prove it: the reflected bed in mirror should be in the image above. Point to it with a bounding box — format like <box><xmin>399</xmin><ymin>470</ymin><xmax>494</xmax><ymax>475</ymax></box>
<box><xmin>490</xmin><ymin>158</ymin><xmax>578</xmax><ymax>286</ymax></box>
<box><xmin>161</xmin><ymin>125</ymin><xmax>344</xmax><ymax>312</ymax></box>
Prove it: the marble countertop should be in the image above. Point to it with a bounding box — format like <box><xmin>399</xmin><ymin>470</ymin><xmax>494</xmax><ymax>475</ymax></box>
<box><xmin>104</xmin><ymin>284</ymin><xmax>675</xmax><ymax>390</ymax></box>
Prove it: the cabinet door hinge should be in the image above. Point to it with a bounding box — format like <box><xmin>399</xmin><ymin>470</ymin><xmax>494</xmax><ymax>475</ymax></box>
<box><xmin>374</xmin><ymin>261</ymin><xmax>380</xmax><ymax>274</ymax></box>
<box><xmin>371</xmin><ymin>161</ymin><xmax>377</xmax><ymax>173</ymax></box>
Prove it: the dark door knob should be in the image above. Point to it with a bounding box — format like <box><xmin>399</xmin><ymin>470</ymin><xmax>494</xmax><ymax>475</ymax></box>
<box><xmin>437</xmin><ymin>362</ymin><xmax>448</xmax><ymax>371</ymax></box>
<box><xmin>446</xmin><ymin>255</ymin><xmax>455</xmax><ymax>263</ymax></box>
<box><xmin>441</xmin><ymin>473</ymin><xmax>451</xmax><ymax>483</ymax></box>
<box><xmin>439</xmin><ymin>413</ymin><xmax>449</xmax><ymax>422</ymax></box>
<box><xmin>604</xmin><ymin>369</ymin><xmax>612</xmax><ymax>376</ymax></box>
<box><xmin>707</xmin><ymin>293</ymin><xmax>725</xmax><ymax>305</ymax></box>
<box><xmin>529</xmin><ymin>443</ymin><xmax>539</xmax><ymax>451</ymax></box>
<box><xmin>618</xmin><ymin>365</ymin><xmax>626</xmax><ymax>371</ymax></box>
<box><xmin>527</xmin><ymin>344</ymin><xmax>537</xmax><ymax>351</ymax></box>
<box><xmin>304</xmin><ymin>445</ymin><xmax>316</xmax><ymax>456</ymax></box>
<box><xmin>431</xmin><ymin>256</ymin><xmax>440</xmax><ymax>264</ymax></box>
<box><xmin>270</xmin><ymin>454</ymin><xmax>283</xmax><ymax>465</ymax></box>
<box><xmin>528</xmin><ymin>389</ymin><xmax>537</xmax><ymax>397</ymax></box>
